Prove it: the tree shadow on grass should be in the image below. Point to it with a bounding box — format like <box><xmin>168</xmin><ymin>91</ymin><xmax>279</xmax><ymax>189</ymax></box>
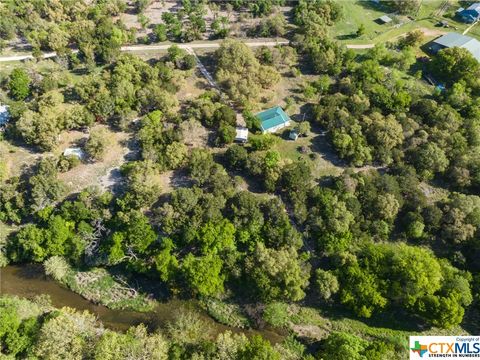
<box><xmin>318</xmin><ymin>303</ymin><xmax>426</xmax><ymax>333</ymax></box>
<box><xmin>461</xmin><ymin>305</ymin><xmax>480</xmax><ymax>335</ymax></box>
<box><xmin>309</xmin><ymin>132</ymin><xmax>347</xmax><ymax>168</ymax></box>
<box><xmin>356</xmin><ymin>0</ymin><xmax>391</xmax><ymax>13</ymax></box>
<box><xmin>337</xmin><ymin>33</ymin><xmax>358</xmax><ymax>40</ymax></box>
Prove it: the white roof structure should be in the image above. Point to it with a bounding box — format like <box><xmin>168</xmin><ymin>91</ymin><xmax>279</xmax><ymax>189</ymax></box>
<box><xmin>467</xmin><ymin>2</ymin><xmax>480</xmax><ymax>11</ymax></box>
<box><xmin>235</xmin><ymin>127</ymin><xmax>248</xmax><ymax>142</ymax></box>
<box><xmin>289</xmin><ymin>130</ymin><xmax>299</xmax><ymax>141</ymax></box>
<box><xmin>432</xmin><ymin>33</ymin><xmax>480</xmax><ymax>62</ymax></box>
<box><xmin>63</xmin><ymin>147</ymin><xmax>85</xmax><ymax>159</ymax></box>
<box><xmin>0</xmin><ymin>105</ymin><xmax>10</xmax><ymax>126</ymax></box>
<box><xmin>378</xmin><ymin>15</ymin><xmax>393</xmax><ymax>24</ymax></box>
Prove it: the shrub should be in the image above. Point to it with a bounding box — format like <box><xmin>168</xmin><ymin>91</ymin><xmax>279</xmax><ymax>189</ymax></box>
<box><xmin>44</xmin><ymin>256</ymin><xmax>72</xmax><ymax>282</ymax></box>
<box><xmin>201</xmin><ymin>297</ymin><xmax>250</xmax><ymax>328</ymax></box>
<box><xmin>263</xmin><ymin>302</ymin><xmax>290</xmax><ymax>328</ymax></box>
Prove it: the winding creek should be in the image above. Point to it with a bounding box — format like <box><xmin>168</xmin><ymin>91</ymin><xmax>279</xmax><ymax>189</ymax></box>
<box><xmin>0</xmin><ymin>264</ymin><xmax>285</xmax><ymax>343</ymax></box>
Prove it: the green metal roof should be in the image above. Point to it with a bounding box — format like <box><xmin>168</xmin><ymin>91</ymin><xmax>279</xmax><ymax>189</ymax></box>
<box><xmin>256</xmin><ymin>106</ymin><xmax>290</xmax><ymax>131</ymax></box>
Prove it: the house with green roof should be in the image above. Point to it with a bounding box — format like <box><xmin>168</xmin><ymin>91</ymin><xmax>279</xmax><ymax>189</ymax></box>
<box><xmin>256</xmin><ymin>106</ymin><xmax>291</xmax><ymax>134</ymax></box>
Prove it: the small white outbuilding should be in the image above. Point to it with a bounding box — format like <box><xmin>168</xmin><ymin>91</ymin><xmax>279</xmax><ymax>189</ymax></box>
<box><xmin>235</xmin><ymin>127</ymin><xmax>249</xmax><ymax>143</ymax></box>
<box><xmin>63</xmin><ymin>147</ymin><xmax>85</xmax><ymax>160</ymax></box>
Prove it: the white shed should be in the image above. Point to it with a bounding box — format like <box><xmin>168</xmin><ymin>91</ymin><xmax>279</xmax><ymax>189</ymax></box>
<box><xmin>289</xmin><ymin>130</ymin><xmax>299</xmax><ymax>141</ymax></box>
<box><xmin>63</xmin><ymin>147</ymin><xmax>85</xmax><ymax>160</ymax></box>
<box><xmin>235</xmin><ymin>127</ymin><xmax>249</xmax><ymax>143</ymax></box>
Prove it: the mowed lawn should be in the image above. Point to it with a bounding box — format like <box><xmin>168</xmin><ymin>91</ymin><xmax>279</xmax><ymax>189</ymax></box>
<box><xmin>333</xmin><ymin>0</ymin><xmax>450</xmax><ymax>45</ymax></box>
<box><xmin>333</xmin><ymin>1</ymin><xmax>388</xmax><ymax>43</ymax></box>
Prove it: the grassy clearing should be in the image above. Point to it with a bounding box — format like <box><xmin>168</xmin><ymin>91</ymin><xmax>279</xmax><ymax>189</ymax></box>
<box><xmin>44</xmin><ymin>256</ymin><xmax>154</xmax><ymax>311</ymax></box>
<box><xmin>0</xmin><ymin>139</ymin><xmax>41</xmax><ymax>178</ymax></box>
<box><xmin>332</xmin><ymin>0</ymin><xmax>480</xmax><ymax>48</ymax></box>
<box><xmin>272</xmin><ymin>127</ymin><xmax>343</xmax><ymax>179</ymax></box>
<box><xmin>333</xmin><ymin>1</ymin><xmax>390</xmax><ymax>43</ymax></box>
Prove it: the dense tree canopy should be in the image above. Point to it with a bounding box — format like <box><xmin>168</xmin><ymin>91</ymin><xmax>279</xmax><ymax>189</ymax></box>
<box><xmin>2</xmin><ymin>2</ymin><xmax>480</xmax><ymax>358</ymax></box>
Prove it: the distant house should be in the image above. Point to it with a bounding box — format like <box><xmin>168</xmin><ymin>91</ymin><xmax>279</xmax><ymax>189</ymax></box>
<box><xmin>235</xmin><ymin>126</ymin><xmax>248</xmax><ymax>143</ymax></box>
<box><xmin>0</xmin><ymin>105</ymin><xmax>10</xmax><ymax>127</ymax></box>
<box><xmin>63</xmin><ymin>147</ymin><xmax>85</xmax><ymax>160</ymax></box>
<box><xmin>457</xmin><ymin>3</ymin><xmax>480</xmax><ymax>23</ymax></box>
<box><xmin>378</xmin><ymin>15</ymin><xmax>393</xmax><ymax>24</ymax></box>
<box><xmin>256</xmin><ymin>106</ymin><xmax>291</xmax><ymax>134</ymax></box>
<box><xmin>429</xmin><ymin>32</ymin><xmax>480</xmax><ymax>62</ymax></box>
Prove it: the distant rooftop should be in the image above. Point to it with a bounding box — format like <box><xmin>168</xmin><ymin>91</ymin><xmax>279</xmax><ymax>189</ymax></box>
<box><xmin>467</xmin><ymin>2</ymin><xmax>480</xmax><ymax>11</ymax></box>
<box><xmin>432</xmin><ymin>33</ymin><xmax>480</xmax><ymax>61</ymax></box>
<box><xmin>0</xmin><ymin>105</ymin><xmax>9</xmax><ymax>126</ymax></box>
<box><xmin>378</xmin><ymin>15</ymin><xmax>393</xmax><ymax>23</ymax></box>
<box><xmin>457</xmin><ymin>4</ymin><xmax>480</xmax><ymax>23</ymax></box>
<box><xmin>256</xmin><ymin>106</ymin><xmax>290</xmax><ymax>132</ymax></box>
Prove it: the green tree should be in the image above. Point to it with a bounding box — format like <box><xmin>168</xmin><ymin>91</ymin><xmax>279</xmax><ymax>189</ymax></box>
<box><xmin>33</xmin><ymin>309</ymin><xmax>98</xmax><ymax>360</ymax></box>
<box><xmin>120</xmin><ymin>160</ymin><xmax>161</xmax><ymax>208</ymax></box>
<box><xmin>320</xmin><ymin>332</ymin><xmax>394</xmax><ymax>360</ymax></box>
<box><xmin>94</xmin><ymin>325</ymin><xmax>168</xmax><ymax>360</ymax></box>
<box><xmin>188</xmin><ymin>148</ymin><xmax>218</xmax><ymax>185</ymax></box>
<box><xmin>339</xmin><ymin>262</ymin><xmax>387</xmax><ymax>318</ymax></box>
<box><xmin>238</xmin><ymin>335</ymin><xmax>281</xmax><ymax>360</ymax></box>
<box><xmin>356</xmin><ymin>24</ymin><xmax>365</xmax><ymax>37</ymax></box>
<box><xmin>412</xmin><ymin>142</ymin><xmax>449</xmax><ymax>180</ymax></box>
<box><xmin>85</xmin><ymin>128</ymin><xmax>110</xmax><ymax>161</ymax></box>
<box><xmin>215</xmin><ymin>39</ymin><xmax>280</xmax><ymax>105</ymax></box>
<box><xmin>153</xmin><ymin>23</ymin><xmax>168</xmax><ymax>42</ymax></box>
<box><xmin>8</xmin><ymin>68</ymin><xmax>30</xmax><ymax>100</ymax></box>
<box><xmin>246</xmin><ymin>243</ymin><xmax>310</xmax><ymax>302</ymax></box>
<box><xmin>217</xmin><ymin>122</ymin><xmax>236</xmax><ymax>145</ymax></box>
<box><xmin>399</xmin><ymin>29</ymin><xmax>424</xmax><ymax>48</ymax></box>
<box><xmin>294</xmin><ymin>121</ymin><xmax>310</xmax><ymax>136</ymax></box>
<box><xmin>195</xmin><ymin>219</ymin><xmax>236</xmax><ymax>254</ymax></box>
<box><xmin>430</xmin><ymin>47</ymin><xmax>480</xmax><ymax>88</ymax></box>
<box><xmin>225</xmin><ymin>144</ymin><xmax>248</xmax><ymax>170</ymax></box>
<box><xmin>211</xmin><ymin>16</ymin><xmax>229</xmax><ymax>38</ymax></box>
<box><xmin>280</xmin><ymin>161</ymin><xmax>312</xmax><ymax>193</ymax></box>
<box><xmin>109</xmin><ymin>210</ymin><xmax>157</xmax><ymax>264</ymax></box>
<box><xmin>29</xmin><ymin>158</ymin><xmax>65</xmax><ymax>211</ymax></box>
<box><xmin>181</xmin><ymin>253</ymin><xmax>225</xmax><ymax>297</ymax></box>
<box><xmin>315</xmin><ymin>269</ymin><xmax>339</xmax><ymax>301</ymax></box>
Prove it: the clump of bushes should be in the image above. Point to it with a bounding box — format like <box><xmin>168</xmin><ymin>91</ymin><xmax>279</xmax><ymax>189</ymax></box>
<box><xmin>201</xmin><ymin>297</ymin><xmax>250</xmax><ymax>328</ymax></box>
<box><xmin>44</xmin><ymin>256</ymin><xmax>154</xmax><ymax>311</ymax></box>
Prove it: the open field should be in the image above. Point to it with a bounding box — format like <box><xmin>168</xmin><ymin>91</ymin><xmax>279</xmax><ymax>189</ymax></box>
<box><xmin>272</xmin><ymin>127</ymin><xmax>343</xmax><ymax>179</ymax></box>
<box><xmin>334</xmin><ymin>0</ymin><xmax>480</xmax><ymax>49</ymax></box>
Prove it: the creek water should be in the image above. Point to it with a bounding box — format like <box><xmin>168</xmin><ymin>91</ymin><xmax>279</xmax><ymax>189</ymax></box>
<box><xmin>0</xmin><ymin>264</ymin><xmax>285</xmax><ymax>343</ymax></box>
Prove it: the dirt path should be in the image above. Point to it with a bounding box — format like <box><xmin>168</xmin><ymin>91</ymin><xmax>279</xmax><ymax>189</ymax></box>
<box><xmin>463</xmin><ymin>21</ymin><xmax>479</xmax><ymax>35</ymax></box>
<box><xmin>346</xmin><ymin>44</ymin><xmax>375</xmax><ymax>49</ymax></box>
<box><xmin>185</xmin><ymin>46</ymin><xmax>246</xmax><ymax>126</ymax></box>
<box><xmin>345</xmin><ymin>26</ymin><xmax>446</xmax><ymax>49</ymax></box>
<box><xmin>0</xmin><ymin>39</ymin><xmax>289</xmax><ymax>62</ymax></box>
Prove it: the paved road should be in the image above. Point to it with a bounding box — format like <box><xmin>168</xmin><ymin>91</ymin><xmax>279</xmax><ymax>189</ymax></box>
<box><xmin>0</xmin><ymin>39</ymin><xmax>289</xmax><ymax>62</ymax></box>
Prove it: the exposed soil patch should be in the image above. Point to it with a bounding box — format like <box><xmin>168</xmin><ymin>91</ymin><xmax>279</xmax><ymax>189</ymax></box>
<box><xmin>57</xmin><ymin>125</ymin><xmax>130</xmax><ymax>193</ymax></box>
